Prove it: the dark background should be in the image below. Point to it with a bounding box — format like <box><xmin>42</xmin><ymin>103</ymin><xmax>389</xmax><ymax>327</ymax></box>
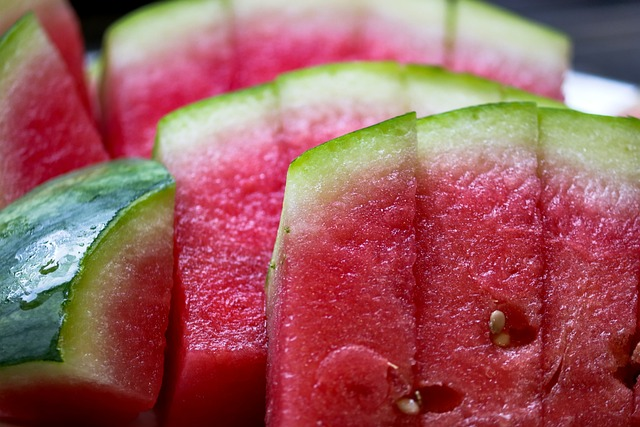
<box><xmin>70</xmin><ymin>0</ymin><xmax>640</xmax><ymax>85</ymax></box>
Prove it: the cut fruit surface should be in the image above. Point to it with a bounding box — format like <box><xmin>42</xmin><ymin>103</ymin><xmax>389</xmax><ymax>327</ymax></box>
<box><xmin>155</xmin><ymin>85</ymin><xmax>286</xmax><ymax>427</ymax></box>
<box><xmin>414</xmin><ymin>103</ymin><xmax>544</xmax><ymax>425</ymax></box>
<box><xmin>448</xmin><ymin>0</ymin><xmax>570</xmax><ymax>100</ymax></box>
<box><xmin>0</xmin><ymin>13</ymin><xmax>107</xmax><ymax>209</ymax></box>
<box><xmin>266</xmin><ymin>113</ymin><xmax>418</xmax><ymax>427</ymax></box>
<box><xmin>0</xmin><ymin>0</ymin><xmax>90</xmax><ymax>111</ymax></box>
<box><xmin>539</xmin><ymin>109</ymin><xmax>640</xmax><ymax>425</ymax></box>
<box><xmin>101</xmin><ymin>0</ymin><xmax>233</xmax><ymax>158</ymax></box>
<box><xmin>0</xmin><ymin>159</ymin><xmax>175</xmax><ymax>427</ymax></box>
<box><xmin>101</xmin><ymin>0</ymin><xmax>568</xmax><ymax>158</ymax></box>
<box><xmin>154</xmin><ymin>62</ymin><xmax>561</xmax><ymax>427</ymax></box>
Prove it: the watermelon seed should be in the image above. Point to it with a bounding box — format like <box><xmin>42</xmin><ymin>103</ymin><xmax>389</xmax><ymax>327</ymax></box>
<box><xmin>396</xmin><ymin>397</ymin><xmax>420</xmax><ymax>415</ymax></box>
<box><xmin>492</xmin><ymin>332</ymin><xmax>511</xmax><ymax>348</ymax></box>
<box><xmin>387</xmin><ymin>361</ymin><xmax>399</xmax><ymax>370</ymax></box>
<box><xmin>489</xmin><ymin>310</ymin><xmax>506</xmax><ymax>334</ymax></box>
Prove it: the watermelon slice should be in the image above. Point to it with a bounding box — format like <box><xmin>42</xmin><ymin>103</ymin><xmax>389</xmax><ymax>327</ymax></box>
<box><xmin>447</xmin><ymin>0</ymin><xmax>570</xmax><ymax>100</ymax></box>
<box><xmin>154</xmin><ymin>62</ymin><xmax>560</xmax><ymax>427</ymax></box>
<box><xmin>100</xmin><ymin>0</ymin><xmax>568</xmax><ymax>158</ymax></box>
<box><xmin>0</xmin><ymin>159</ymin><xmax>175</xmax><ymax>427</ymax></box>
<box><xmin>100</xmin><ymin>0</ymin><xmax>234</xmax><ymax>158</ymax></box>
<box><xmin>155</xmin><ymin>85</ymin><xmax>286</xmax><ymax>427</ymax></box>
<box><xmin>0</xmin><ymin>13</ymin><xmax>108</xmax><ymax>209</ymax></box>
<box><xmin>538</xmin><ymin>109</ymin><xmax>640</xmax><ymax>425</ymax></box>
<box><xmin>414</xmin><ymin>103</ymin><xmax>544</xmax><ymax>424</ymax></box>
<box><xmin>0</xmin><ymin>0</ymin><xmax>90</xmax><ymax>112</ymax></box>
<box><xmin>266</xmin><ymin>113</ymin><xmax>418</xmax><ymax>426</ymax></box>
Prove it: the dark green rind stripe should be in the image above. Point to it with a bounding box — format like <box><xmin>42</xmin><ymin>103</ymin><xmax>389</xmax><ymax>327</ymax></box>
<box><xmin>0</xmin><ymin>159</ymin><xmax>175</xmax><ymax>366</ymax></box>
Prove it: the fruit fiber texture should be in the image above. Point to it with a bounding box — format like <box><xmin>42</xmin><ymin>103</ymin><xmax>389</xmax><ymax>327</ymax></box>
<box><xmin>101</xmin><ymin>0</ymin><xmax>568</xmax><ymax>158</ymax></box>
<box><xmin>266</xmin><ymin>104</ymin><xmax>640</xmax><ymax>426</ymax></box>
<box><xmin>414</xmin><ymin>103</ymin><xmax>544</xmax><ymax>425</ymax></box>
<box><xmin>0</xmin><ymin>13</ymin><xmax>107</xmax><ymax>209</ymax></box>
<box><xmin>154</xmin><ymin>62</ymin><xmax>559</xmax><ymax>427</ymax></box>
<box><xmin>0</xmin><ymin>0</ymin><xmax>90</xmax><ymax>112</ymax></box>
<box><xmin>266</xmin><ymin>113</ymin><xmax>418</xmax><ymax>427</ymax></box>
<box><xmin>539</xmin><ymin>110</ymin><xmax>640</xmax><ymax>425</ymax></box>
<box><xmin>0</xmin><ymin>160</ymin><xmax>175</xmax><ymax>427</ymax></box>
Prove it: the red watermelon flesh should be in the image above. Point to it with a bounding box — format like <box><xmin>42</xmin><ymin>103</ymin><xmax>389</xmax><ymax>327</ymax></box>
<box><xmin>155</xmin><ymin>85</ymin><xmax>287</xmax><ymax>427</ymax></box>
<box><xmin>101</xmin><ymin>0</ymin><xmax>233</xmax><ymax>158</ymax></box>
<box><xmin>414</xmin><ymin>103</ymin><xmax>544</xmax><ymax>425</ymax></box>
<box><xmin>0</xmin><ymin>0</ymin><xmax>90</xmax><ymax>113</ymax></box>
<box><xmin>539</xmin><ymin>109</ymin><xmax>640</xmax><ymax>425</ymax></box>
<box><xmin>355</xmin><ymin>0</ymin><xmax>446</xmax><ymax>65</ymax></box>
<box><xmin>448</xmin><ymin>0</ymin><xmax>569</xmax><ymax>100</ymax></box>
<box><xmin>266</xmin><ymin>113</ymin><xmax>418</xmax><ymax>427</ymax></box>
<box><xmin>230</xmin><ymin>0</ymin><xmax>360</xmax><ymax>90</ymax></box>
<box><xmin>153</xmin><ymin>63</ymin><xmax>560</xmax><ymax>427</ymax></box>
<box><xmin>0</xmin><ymin>13</ymin><xmax>107</xmax><ymax>209</ymax></box>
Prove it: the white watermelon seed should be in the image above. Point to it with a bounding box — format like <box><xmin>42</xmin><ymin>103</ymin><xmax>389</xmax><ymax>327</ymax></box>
<box><xmin>396</xmin><ymin>397</ymin><xmax>420</xmax><ymax>415</ymax></box>
<box><xmin>492</xmin><ymin>332</ymin><xmax>511</xmax><ymax>347</ymax></box>
<box><xmin>489</xmin><ymin>310</ymin><xmax>506</xmax><ymax>335</ymax></box>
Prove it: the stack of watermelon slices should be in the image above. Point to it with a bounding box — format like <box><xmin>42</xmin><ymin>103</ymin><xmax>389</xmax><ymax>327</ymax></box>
<box><xmin>153</xmin><ymin>61</ymin><xmax>561</xmax><ymax>427</ymax></box>
<box><xmin>268</xmin><ymin>104</ymin><xmax>640</xmax><ymax>425</ymax></box>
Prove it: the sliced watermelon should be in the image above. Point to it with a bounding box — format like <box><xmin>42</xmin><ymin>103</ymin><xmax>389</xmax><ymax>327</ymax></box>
<box><xmin>155</xmin><ymin>85</ymin><xmax>286</xmax><ymax>427</ymax></box>
<box><xmin>448</xmin><ymin>0</ymin><xmax>570</xmax><ymax>100</ymax></box>
<box><xmin>101</xmin><ymin>0</ymin><xmax>234</xmax><ymax>158</ymax></box>
<box><xmin>0</xmin><ymin>13</ymin><xmax>108</xmax><ymax>209</ymax></box>
<box><xmin>0</xmin><ymin>0</ymin><xmax>90</xmax><ymax>112</ymax></box>
<box><xmin>0</xmin><ymin>159</ymin><xmax>175</xmax><ymax>427</ymax></box>
<box><xmin>154</xmin><ymin>62</ymin><xmax>560</xmax><ymax>427</ymax></box>
<box><xmin>539</xmin><ymin>109</ymin><xmax>640</xmax><ymax>425</ymax></box>
<box><xmin>100</xmin><ymin>0</ymin><xmax>569</xmax><ymax>158</ymax></box>
<box><xmin>414</xmin><ymin>103</ymin><xmax>544</xmax><ymax>424</ymax></box>
<box><xmin>266</xmin><ymin>113</ymin><xmax>418</xmax><ymax>426</ymax></box>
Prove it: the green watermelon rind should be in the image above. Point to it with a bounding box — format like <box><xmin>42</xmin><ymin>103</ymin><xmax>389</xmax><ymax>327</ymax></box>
<box><xmin>416</xmin><ymin>102</ymin><xmax>539</xmax><ymax>158</ymax></box>
<box><xmin>103</xmin><ymin>0</ymin><xmax>230</xmax><ymax>68</ymax></box>
<box><xmin>0</xmin><ymin>159</ymin><xmax>175</xmax><ymax>367</ymax></box>
<box><xmin>0</xmin><ymin>13</ymin><xmax>40</xmax><ymax>82</ymax></box>
<box><xmin>153</xmin><ymin>83</ymin><xmax>279</xmax><ymax>159</ymax></box>
<box><xmin>538</xmin><ymin>108</ymin><xmax>640</xmax><ymax>179</ymax></box>
<box><xmin>452</xmin><ymin>0</ymin><xmax>571</xmax><ymax>61</ymax></box>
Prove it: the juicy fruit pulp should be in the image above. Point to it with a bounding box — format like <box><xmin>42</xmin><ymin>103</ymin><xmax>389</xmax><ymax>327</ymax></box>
<box><xmin>266</xmin><ymin>104</ymin><xmax>640</xmax><ymax>426</ymax></box>
<box><xmin>154</xmin><ymin>62</ymin><xmax>556</xmax><ymax>427</ymax></box>
<box><xmin>0</xmin><ymin>0</ymin><xmax>91</xmax><ymax>112</ymax></box>
<box><xmin>0</xmin><ymin>13</ymin><xmax>107</xmax><ymax>209</ymax></box>
<box><xmin>266</xmin><ymin>113</ymin><xmax>418</xmax><ymax>426</ymax></box>
<box><xmin>102</xmin><ymin>0</ymin><xmax>568</xmax><ymax>158</ymax></box>
<box><xmin>0</xmin><ymin>160</ymin><xmax>175</xmax><ymax>427</ymax></box>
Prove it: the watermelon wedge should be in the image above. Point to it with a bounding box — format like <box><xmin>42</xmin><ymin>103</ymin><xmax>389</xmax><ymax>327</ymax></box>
<box><xmin>539</xmin><ymin>109</ymin><xmax>640</xmax><ymax>425</ymax></box>
<box><xmin>266</xmin><ymin>113</ymin><xmax>418</xmax><ymax>427</ymax></box>
<box><xmin>0</xmin><ymin>159</ymin><xmax>175</xmax><ymax>427</ymax></box>
<box><xmin>0</xmin><ymin>13</ymin><xmax>108</xmax><ymax>209</ymax></box>
<box><xmin>0</xmin><ymin>0</ymin><xmax>90</xmax><ymax>112</ymax></box>
<box><xmin>414</xmin><ymin>103</ymin><xmax>544</xmax><ymax>424</ymax></box>
<box><xmin>100</xmin><ymin>0</ymin><xmax>234</xmax><ymax>158</ymax></box>
<box><xmin>155</xmin><ymin>85</ymin><xmax>286</xmax><ymax>427</ymax></box>
<box><xmin>448</xmin><ymin>0</ymin><xmax>570</xmax><ymax>100</ymax></box>
<box><xmin>101</xmin><ymin>0</ymin><xmax>568</xmax><ymax>158</ymax></box>
<box><xmin>154</xmin><ymin>62</ymin><xmax>560</xmax><ymax>427</ymax></box>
